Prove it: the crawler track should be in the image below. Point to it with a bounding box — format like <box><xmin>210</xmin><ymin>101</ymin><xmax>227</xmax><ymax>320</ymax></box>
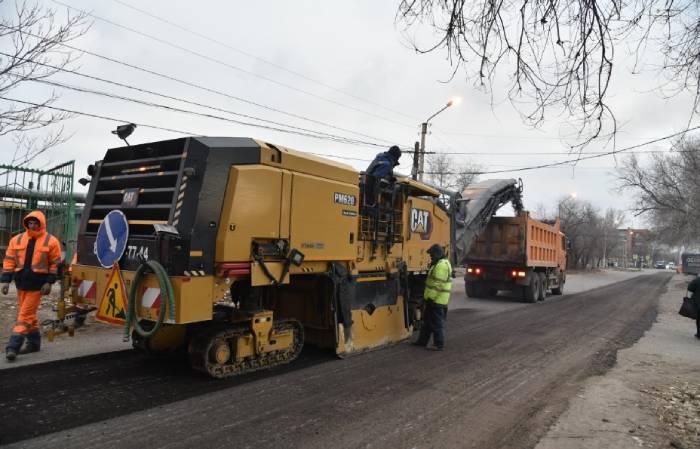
<box><xmin>188</xmin><ymin>319</ymin><xmax>304</xmax><ymax>378</ymax></box>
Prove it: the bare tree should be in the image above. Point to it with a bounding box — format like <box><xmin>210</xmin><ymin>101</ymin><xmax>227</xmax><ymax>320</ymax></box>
<box><xmin>617</xmin><ymin>138</ymin><xmax>700</xmax><ymax>246</ymax></box>
<box><xmin>426</xmin><ymin>152</ymin><xmax>453</xmax><ymax>190</ymax></box>
<box><xmin>0</xmin><ymin>0</ymin><xmax>89</xmax><ymax>165</ymax></box>
<box><xmin>397</xmin><ymin>1</ymin><xmax>700</xmax><ymax>148</ymax></box>
<box><xmin>531</xmin><ymin>202</ymin><xmax>550</xmax><ymax>221</ymax></box>
<box><xmin>425</xmin><ymin>152</ymin><xmax>481</xmax><ymax>191</ymax></box>
<box><xmin>554</xmin><ymin>195</ymin><xmax>627</xmax><ymax>269</ymax></box>
<box><xmin>600</xmin><ymin>207</ymin><xmax>626</xmax><ymax>266</ymax></box>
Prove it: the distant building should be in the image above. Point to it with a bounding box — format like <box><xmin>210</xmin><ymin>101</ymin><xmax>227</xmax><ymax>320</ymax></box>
<box><xmin>607</xmin><ymin>228</ymin><xmax>652</xmax><ymax>268</ymax></box>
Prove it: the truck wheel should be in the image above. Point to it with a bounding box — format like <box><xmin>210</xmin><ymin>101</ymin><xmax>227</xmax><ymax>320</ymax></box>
<box><xmin>551</xmin><ymin>275</ymin><xmax>564</xmax><ymax>295</ymax></box>
<box><xmin>537</xmin><ymin>273</ymin><xmax>547</xmax><ymax>301</ymax></box>
<box><xmin>465</xmin><ymin>282</ymin><xmax>476</xmax><ymax>298</ymax></box>
<box><xmin>522</xmin><ymin>276</ymin><xmax>539</xmax><ymax>303</ymax></box>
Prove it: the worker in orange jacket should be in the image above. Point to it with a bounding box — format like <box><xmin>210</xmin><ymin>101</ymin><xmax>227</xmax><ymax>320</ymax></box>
<box><xmin>1</xmin><ymin>211</ymin><xmax>62</xmax><ymax>361</ymax></box>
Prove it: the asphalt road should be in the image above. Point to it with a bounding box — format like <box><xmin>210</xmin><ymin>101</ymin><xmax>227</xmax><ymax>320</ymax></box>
<box><xmin>0</xmin><ymin>272</ymin><xmax>671</xmax><ymax>449</ymax></box>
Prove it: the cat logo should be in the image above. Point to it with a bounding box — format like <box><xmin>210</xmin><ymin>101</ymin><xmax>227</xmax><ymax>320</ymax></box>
<box><xmin>410</xmin><ymin>208</ymin><xmax>432</xmax><ymax>240</ymax></box>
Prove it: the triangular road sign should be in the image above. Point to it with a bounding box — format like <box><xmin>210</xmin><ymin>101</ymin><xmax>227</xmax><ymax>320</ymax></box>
<box><xmin>96</xmin><ymin>263</ymin><xmax>128</xmax><ymax>325</ymax></box>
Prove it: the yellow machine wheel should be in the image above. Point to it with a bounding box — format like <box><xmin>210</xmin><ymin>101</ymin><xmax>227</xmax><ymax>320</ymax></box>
<box><xmin>210</xmin><ymin>338</ymin><xmax>231</xmax><ymax>365</ymax></box>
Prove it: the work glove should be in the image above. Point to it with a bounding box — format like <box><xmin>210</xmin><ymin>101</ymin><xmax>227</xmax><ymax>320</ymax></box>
<box><xmin>40</xmin><ymin>283</ymin><xmax>52</xmax><ymax>295</ymax></box>
<box><xmin>0</xmin><ymin>283</ymin><xmax>8</xmax><ymax>295</ymax></box>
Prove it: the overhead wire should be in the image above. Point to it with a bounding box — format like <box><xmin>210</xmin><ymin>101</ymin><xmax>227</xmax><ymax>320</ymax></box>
<box><xmin>422</xmin><ymin>126</ymin><xmax>700</xmax><ymax>175</ymax></box>
<box><xmin>0</xmin><ymin>96</ymin><xmax>386</xmax><ymax>163</ymax></box>
<box><xmin>108</xmin><ymin>0</ymin><xmax>422</xmax><ymax>124</ymax></box>
<box><xmin>4</xmin><ymin>19</ymin><xmax>696</xmax><ymax>174</ymax></box>
<box><xmin>29</xmin><ymin>78</ymin><xmax>389</xmax><ymax>148</ymax></box>
<box><xmin>52</xmin><ymin>0</ymin><xmax>416</xmax><ymax>129</ymax></box>
<box><xmin>1</xmin><ymin>51</ymin><xmax>391</xmax><ymax>147</ymax></box>
<box><xmin>0</xmin><ymin>96</ymin><xmax>201</xmax><ymax>136</ymax></box>
<box><xmin>0</xmin><ymin>26</ymin><xmax>405</xmax><ymax>148</ymax></box>
<box><xmin>422</xmin><ymin>150</ymin><xmax>698</xmax><ymax>156</ymax></box>
<box><xmin>3</xmin><ymin>96</ymin><xmax>695</xmax><ymax>176</ymax></box>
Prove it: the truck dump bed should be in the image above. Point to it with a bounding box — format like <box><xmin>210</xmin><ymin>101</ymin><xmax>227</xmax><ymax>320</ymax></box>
<box><xmin>466</xmin><ymin>211</ymin><xmax>564</xmax><ymax>268</ymax></box>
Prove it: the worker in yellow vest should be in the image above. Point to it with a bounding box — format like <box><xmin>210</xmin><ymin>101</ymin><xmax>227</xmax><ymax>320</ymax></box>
<box><xmin>413</xmin><ymin>244</ymin><xmax>452</xmax><ymax>350</ymax></box>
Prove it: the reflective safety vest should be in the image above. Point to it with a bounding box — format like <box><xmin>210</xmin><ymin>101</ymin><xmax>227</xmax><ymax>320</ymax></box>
<box><xmin>3</xmin><ymin>232</ymin><xmax>61</xmax><ymax>276</ymax></box>
<box><xmin>424</xmin><ymin>258</ymin><xmax>452</xmax><ymax>305</ymax></box>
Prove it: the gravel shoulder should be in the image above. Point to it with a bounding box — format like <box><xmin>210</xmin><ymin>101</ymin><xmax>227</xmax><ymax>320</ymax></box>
<box><xmin>536</xmin><ymin>273</ymin><xmax>700</xmax><ymax>449</ymax></box>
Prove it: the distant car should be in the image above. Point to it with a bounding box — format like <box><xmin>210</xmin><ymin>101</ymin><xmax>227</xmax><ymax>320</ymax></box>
<box><xmin>654</xmin><ymin>261</ymin><xmax>666</xmax><ymax>269</ymax></box>
<box><xmin>666</xmin><ymin>262</ymin><xmax>676</xmax><ymax>270</ymax></box>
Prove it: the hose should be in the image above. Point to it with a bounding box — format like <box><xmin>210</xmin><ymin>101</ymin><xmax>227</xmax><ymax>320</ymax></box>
<box><xmin>123</xmin><ymin>260</ymin><xmax>176</xmax><ymax>341</ymax></box>
<box><xmin>253</xmin><ymin>253</ymin><xmax>291</xmax><ymax>286</ymax></box>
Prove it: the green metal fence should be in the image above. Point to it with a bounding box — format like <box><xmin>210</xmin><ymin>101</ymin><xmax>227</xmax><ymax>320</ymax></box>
<box><xmin>0</xmin><ymin>161</ymin><xmax>76</xmax><ymax>262</ymax></box>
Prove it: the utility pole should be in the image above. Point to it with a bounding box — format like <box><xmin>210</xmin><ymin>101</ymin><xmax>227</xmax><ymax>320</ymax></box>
<box><xmin>602</xmin><ymin>228</ymin><xmax>607</xmax><ymax>268</ymax></box>
<box><xmin>411</xmin><ymin>141</ymin><xmax>420</xmax><ymax>180</ymax></box>
<box><xmin>418</xmin><ymin>123</ymin><xmax>428</xmax><ymax>182</ymax></box>
<box><xmin>415</xmin><ymin>98</ymin><xmax>460</xmax><ymax>182</ymax></box>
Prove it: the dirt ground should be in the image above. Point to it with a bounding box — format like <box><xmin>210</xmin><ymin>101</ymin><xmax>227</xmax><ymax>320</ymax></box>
<box><xmin>536</xmin><ymin>273</ymin><xmax>700</xmax><ymax>449</ymax></box>
<box><xmin>0</xmin><ymin>283</ymin><xmax>111</xmax><ymax>342</ymax></box>
<box><xmin>0</xmin><ymin>283</ymin><xmax>130</xmax><ymax>362</ymax></box>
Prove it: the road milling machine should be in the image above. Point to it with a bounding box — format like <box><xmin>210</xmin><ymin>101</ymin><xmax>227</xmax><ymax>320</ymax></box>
<box><xmin>61</xmin><ymin>137</ymin><xmax>452</xmax><ymax>378</ymax></box>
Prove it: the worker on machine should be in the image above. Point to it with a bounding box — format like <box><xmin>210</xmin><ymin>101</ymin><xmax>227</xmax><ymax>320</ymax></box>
<box><xmin>364</xmin><ymin>145</ymin><xmax>401</xmax><ymax>207</ymax></box>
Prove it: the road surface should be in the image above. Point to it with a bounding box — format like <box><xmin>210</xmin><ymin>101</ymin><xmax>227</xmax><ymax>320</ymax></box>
<box><xmin>0</xmin><ymin>272</ymin><xmax>671</xmax><ymax>448</ymax></box>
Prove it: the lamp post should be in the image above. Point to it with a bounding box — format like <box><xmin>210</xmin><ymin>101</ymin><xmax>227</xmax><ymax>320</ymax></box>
<box><xmin>412</xmin><ymin>97</ymin><xmax>461</xmax><ymax>181</ymax></box>
<box><xmin>628</xmin><ymin>230</ymin><xmax>635</xmax><ymax>268</ymax></box>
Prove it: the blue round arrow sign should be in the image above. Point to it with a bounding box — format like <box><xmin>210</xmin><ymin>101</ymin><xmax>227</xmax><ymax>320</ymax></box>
<box><xmin>95</xmin><ymin>210</ymin><xmax>129</xmax><ymax>268</ymax></box>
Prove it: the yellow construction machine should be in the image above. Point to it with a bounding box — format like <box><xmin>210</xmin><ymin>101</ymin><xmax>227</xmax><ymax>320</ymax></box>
<box><xmin>60</xmin><ymin>137</ymin><xmax>452</xmax><ymax>378</ymax></box>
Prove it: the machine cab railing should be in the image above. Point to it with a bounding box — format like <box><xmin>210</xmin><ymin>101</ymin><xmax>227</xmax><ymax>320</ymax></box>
<box><xmin>358</xmin><ymin>173</ymin><xmax>403</xmax><ymax>255</ymax></box>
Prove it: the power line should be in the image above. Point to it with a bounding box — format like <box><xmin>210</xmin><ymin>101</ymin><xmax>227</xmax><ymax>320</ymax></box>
<box><xmin>2</xmin><ymin>50</ymin><xmax>400</xmax><ymax>150</ymax></box>
<box><xmin>29</xmin><ymin>77</ymin><xmax>389</xmax><ymax>147</ymax></box>
<box><xmin>422</xmin><ymin>126</ymin><xmax>700</xmax><ymax>175</ymax></box>
<box><xmin>52</xmin><ymin>0</ymin><xmax>415</xmax><ymax>130</ymax></box>
<box><xmin>0</xmin><ymin>96</ymin><xmax>200</xmax><ymax>136</ymax></box>
<box><xmin>308</xmin><ymin>153</ymin><xmax>373</xmax><ymax>162</ymax></box>
<box><xmin>0</xmin><ymin>96</ymin><xmax>385</xmax><ymax>164</ymax></box>
<box><xmin>422</xmin><ymin>149</ymin><xmax>696</xmax><ymax>156</ymax></box>
<box><xmin>431</xmin><ymin>127</ymin><xmax>662</xmax><ymax>141</ymax></box>
<box><xmin>6</xmin><ymin>96</ymin><xmax>692</xmax><ymax>176</ymax></box>
<box><xmin>0</xmin><ymin>25</ymin><xmax>403</xmax><ymax>147</ymax></box>
<box><xmin>2</xmin><ymin>51</ymin><xmax>387</xmax><ymax>146</ymax></box>
<box><xmin>109</xmin><ymin>0</ymin><xmax>422</xmax><ymax>124</ymax></box>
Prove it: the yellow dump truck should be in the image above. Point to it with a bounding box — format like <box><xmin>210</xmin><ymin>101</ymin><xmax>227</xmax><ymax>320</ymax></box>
<box><xmin>64</xmin><ymin>137</ymin><xmax>451</xmax><ymax>377</ymax></box>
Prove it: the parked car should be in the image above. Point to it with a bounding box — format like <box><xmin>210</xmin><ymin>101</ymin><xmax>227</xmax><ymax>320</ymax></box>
<box><xmin>654</xmin><ymin>261</ymin><xmax>666</xmax><ymax>269</ymax></box>
<box><xmin>666</xmin><ymin>262</ymin><xmax>676</xmax><ymax>270</ymax></box>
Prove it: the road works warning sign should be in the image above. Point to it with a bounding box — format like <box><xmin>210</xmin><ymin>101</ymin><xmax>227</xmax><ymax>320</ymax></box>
<box><xmin>96</xmin><ymin>264</ymin><xmax>128</xmax><ymax>325</ymax></box>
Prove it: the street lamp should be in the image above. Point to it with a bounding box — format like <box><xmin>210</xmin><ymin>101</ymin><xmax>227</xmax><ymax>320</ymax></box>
<box><xmin>412</xmin><ymin>97</ymin><xmax>461</xmax><ymax>181</ymax></box>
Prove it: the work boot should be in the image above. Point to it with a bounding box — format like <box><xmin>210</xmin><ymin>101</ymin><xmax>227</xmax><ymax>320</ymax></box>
<box><xmin>18</xmin><ymin>344</ymin><xmax>40</xmax><ymax>355</ymax></box>
<box><xmin>5</xmin><ymin>348</ymin><xmax>17</xmax><ymax>362</ymax></box>
<box><xmin>426</xmin><ymin>345</ymin><xmax>444</xmax><ymax>351</ymax></box>
<box><xmin>25</xmin><ymin>330</ymin><xmax>41</xmax><ymax>350</ymax></box>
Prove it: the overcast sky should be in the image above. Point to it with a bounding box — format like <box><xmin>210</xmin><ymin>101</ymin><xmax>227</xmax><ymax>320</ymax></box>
<box><xmin>3</xmin><ymin>0</ymin><xmax>698</xmax><ymax>227</ymax></box>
